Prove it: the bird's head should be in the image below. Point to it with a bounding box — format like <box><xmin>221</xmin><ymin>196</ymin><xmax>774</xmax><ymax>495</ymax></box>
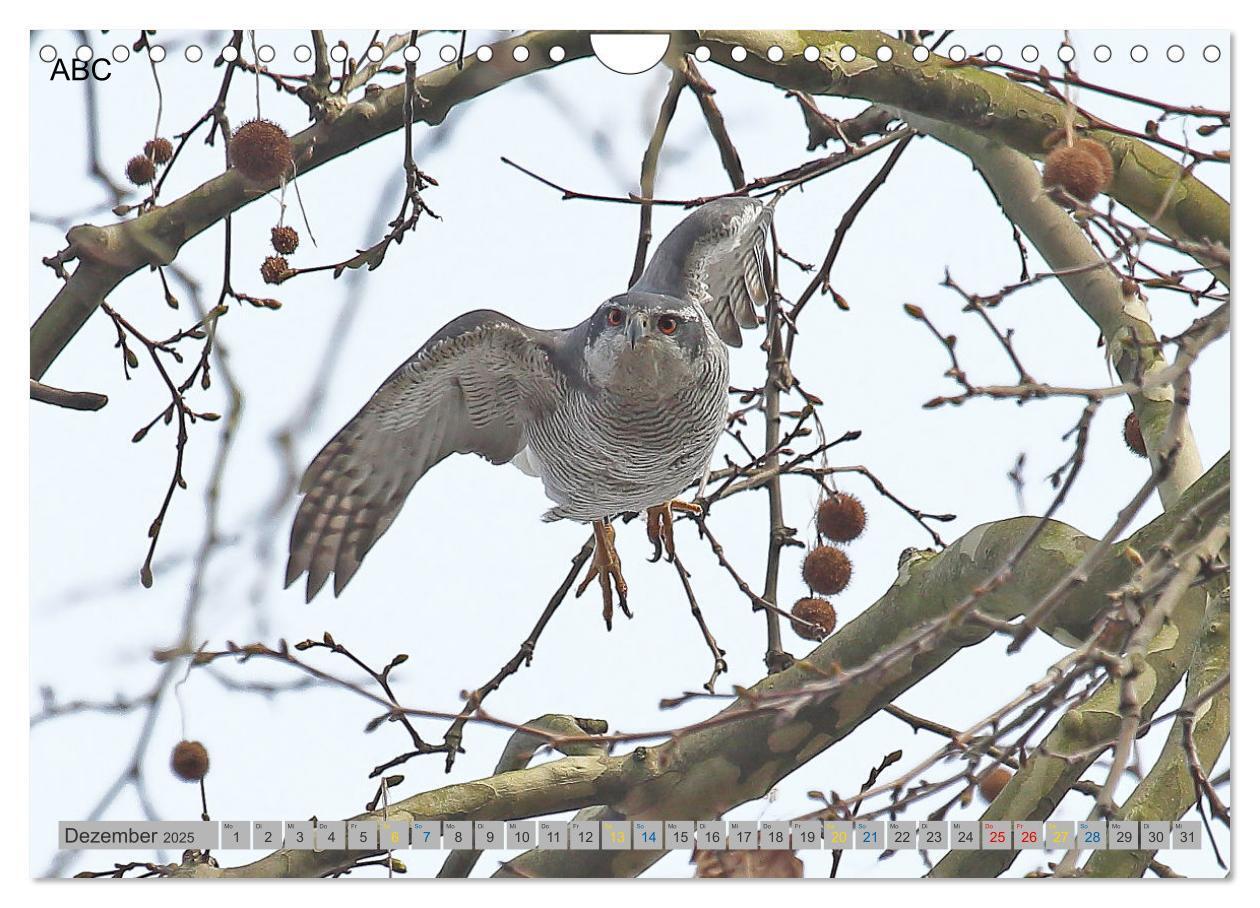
<box><xmin>582</xmin><ymin>291</ymin><xmax>713</xmax><ymax>395</ymax></box>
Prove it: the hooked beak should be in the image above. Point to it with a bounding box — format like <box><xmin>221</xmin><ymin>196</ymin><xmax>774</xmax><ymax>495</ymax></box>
<box><xmin>627</xmin><ymin>312</ymin><xmax>649</xmax><ymax>349</ymax></box>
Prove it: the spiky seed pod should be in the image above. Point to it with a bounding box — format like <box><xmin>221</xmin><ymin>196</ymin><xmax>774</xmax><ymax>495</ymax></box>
<box><xmin>260</xmin><ymin>255</ymin><xmax>292</xmax><ymax>285</ymax></box>
<box><xmin>1124</xmin><ymin>411</ymin><xmax>1148</xmax><ymax>458</ymax></box>
<box><xmin>817</xmin><ymin>492</ymin><xmax>867</xmax><ymax>543</ymax></box>
<box><xmin>1042</xmin><ymin>142</ymin><xmax>1107</xmax><ymax>202</ymax></box>
<box><xmin>125</xmin><ymin>154</ymin><xmax>156</xmax><ymax>186</ymax></box>
<box><xmin>978</xmin><ymin>766</ymin><xmax>1012</xmax><ymax>803</ymax></box>
<box><xmin>1075</xmin><ymin>138</ymin><xmax>1115</xmax><ymax>188</ymax></box>
<box><xmin>145</xmin><ymin>137</ymin><xmax>174</xmax><ymax>165</ymax></box>
<box><xmin>171</xmin><ymin>740</ymin><xmax>210</xmax><ymax>782</ymax></box>
<box><xmin>1041</xmin><ymin>127</ymin><xmax>1068</xmax><ymax>151</ymax></box>
<box><xmin>271</xmin><ymin>225</ymin><xmax>300</xmax><ymax>255</ymax></box>
<box><xmin>790</xmin><ymin>597</ymin><xmax>837</xmax><ymax>641</ymax></box>
<box><xmin>230</xmin><ymin>118</ymin><xmax>294</xmax><ymax>184</ymax></box>
<box><xmin>801</xmin><ymin>545</ymin><xmax>852</xmax><ymax>596</ymax></box>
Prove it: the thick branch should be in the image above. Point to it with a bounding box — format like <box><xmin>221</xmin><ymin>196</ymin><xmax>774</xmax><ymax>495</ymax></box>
<box><xmin>438</xmin><ymin>714</ymin><xmax>608</xmax><ymax>878</ymax></box>
<box><xmin>895</xmin><ymin>114</ymin><xmax>1205</xmax><ymax>508</ymax></box>
<box><xmin>31</xmin><ymin>30</ymin><xmax>595</xmax><ymax>381</ymax></box>
<box><xmin>689</xmin><ymin>31</ymin><xmax>1229</xmax><ymax>274</ymax></box>
<box><xmin>179</xmin><ymin>750</ymin><xmax>639</xmax><ymax>878</ymax></box>
<box><xmin>499</xmin><ymin>456</ymin><xmax>1227</xmax><ymax>878</ymax></box>
<box><xmin>29</xmin><ymin>378</ymin><xmax>108</xmax><ymax>411</ymax></box>
<box><xmin>929</xmin><ymin>465</ymin><xmax>1229</xmax><ymax>878</ymax></box>
<box><xmin>162</xmin><ymin>456</ymin><xmax>1227</xmax><ymax>878</ymax></box>
<box><xmin>1080</xmin><ymin>589</ymin><xmax>1229</xmax><ymax>877</ymax></box>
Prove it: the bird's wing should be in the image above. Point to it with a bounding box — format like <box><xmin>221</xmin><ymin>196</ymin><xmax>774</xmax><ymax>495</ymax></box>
<box><xmin>286</xmin><ymin>309</ymin><xmax>570</xmax><ymax>601</ymax></box>
<box><xmin>633</xmin><ymin>196</ymin><xmax>774</xmax><ymax>347</ymax></box>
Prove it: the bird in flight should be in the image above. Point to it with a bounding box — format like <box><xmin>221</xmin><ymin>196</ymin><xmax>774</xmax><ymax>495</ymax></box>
<box><xmin>286</xmin><ymin>196</ymin><xmax>774</xmax><ymax>628</ymax></box>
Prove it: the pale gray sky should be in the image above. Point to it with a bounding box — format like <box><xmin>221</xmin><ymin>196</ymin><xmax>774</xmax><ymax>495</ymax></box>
<box><xmin>29</xmin><ymin>28</ymin><xmax>1230</xmax><ymax>878</ymax></box>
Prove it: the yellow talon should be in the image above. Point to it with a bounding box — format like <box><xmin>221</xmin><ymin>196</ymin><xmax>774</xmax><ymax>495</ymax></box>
<box><xmin>576</xmin><ymin>519</ymin><xmax>631</xmax><ymax>630</ymax></box>
<box><xmin>646</xmin><ymin>499</ymin><xmax>702</xmax><ymax>563</ymax></box>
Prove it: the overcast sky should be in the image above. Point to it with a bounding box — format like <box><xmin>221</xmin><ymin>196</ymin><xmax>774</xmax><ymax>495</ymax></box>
<box><xmin>29</xmin><ymin>28</ymin><xmax>1230</xmax><ymax>879</ymax></box>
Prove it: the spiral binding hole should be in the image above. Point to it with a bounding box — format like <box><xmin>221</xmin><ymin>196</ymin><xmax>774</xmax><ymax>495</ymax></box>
<box><xmin>31</xmin><ymin>35</ymin><xmax>1227</xmax><ymax>74</ymax></box>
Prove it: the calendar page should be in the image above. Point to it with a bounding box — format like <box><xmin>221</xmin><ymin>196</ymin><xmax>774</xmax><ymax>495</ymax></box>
<box><xmin>27</xmin><ymin>24</ymin><xmax>1231</xmax><ymax>883</ymax></box>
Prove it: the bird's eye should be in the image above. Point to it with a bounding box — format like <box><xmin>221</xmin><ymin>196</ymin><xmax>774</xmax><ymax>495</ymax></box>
<box><xmin>607</xmin><ymin>308</ymin><xmax>624</xmax><ymax>327</ymax></box>
<box><xmin>657</xmin><ymin>315</ymin><xmax>678</xmax><ymax>335</ymax></box>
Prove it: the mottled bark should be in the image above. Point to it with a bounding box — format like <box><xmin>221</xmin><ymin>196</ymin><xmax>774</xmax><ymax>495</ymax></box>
<box><xmin>1080</xmin><ymin>590</ymin><xmax>1229</xmax><ymax>878</ymax></box>
<box><xmin>690</xmin><ymin>30</ymin><xmax>1229</xmax><ymax>280</ymax></box>
<box><xmin>894</xmin><ymin>115</ymin><xmax>1204</xmax><ymax>507</ymax></box>
<box><xmin>30</xmin><ymin>30</ymin><xmax>597</xmax><ymax>381</ymax></box>
<box><xmin>177</xmin><ymin>456</ymin><xmax>1226</xmax><ymax>878</ymax></box>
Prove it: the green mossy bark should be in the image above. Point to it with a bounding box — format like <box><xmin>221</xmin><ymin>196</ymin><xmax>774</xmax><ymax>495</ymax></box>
<box><xmin>172</xmin><ymin>459</ymin><xmax>1227</xmax><ymax>878</ymax></box>
<box><xmin>498</xmin><ymin>456</ymin><xmax>1227</xmax><ymax>878</ymax></box>
<box><xmin>30</xmin><ymin>31</ymin><xmax>598</xmax><ymax>381</ymax></box>
<box><xmin>34</xmin><ymin>31</ymin><xmax>1229</xmax><ymax>382</ymax></box>
<box><xmin>691</xmin><ymin>30</ymin><xmax>1229</xmax><ymax>267</ymax></box>
<box><xmin>1080</xmin><ymin>590</ymin><xmax>1229</xmax><ymax>877</ymax></box>
<box><xmin>927</xmin><ymin>462</ymin><xmax>1228</xmax><ymax>878</ymax></box>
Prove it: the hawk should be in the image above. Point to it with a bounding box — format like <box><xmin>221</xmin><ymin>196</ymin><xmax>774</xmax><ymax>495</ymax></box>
<box><xmin>286</xmin><ymin>196</ymin><xmax>774</xmax><ymax>627</ymax></box>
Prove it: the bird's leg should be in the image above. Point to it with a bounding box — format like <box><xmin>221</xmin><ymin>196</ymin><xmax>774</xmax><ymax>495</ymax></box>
<box><xmin>576</xmin><ymin>518</ymin><xmax>631</xmax><ymax>630</ymax></box>
<box><xmin>646</xmin><ymin>500</ymin><xmax>704</xmax><ymax>563</ymax></box>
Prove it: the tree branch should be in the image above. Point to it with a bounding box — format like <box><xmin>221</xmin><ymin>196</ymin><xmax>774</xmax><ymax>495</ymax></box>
<box><xmin>1080</xmin><ymin>589</ymin><xmax>1229</xmax><ymax>877</ymax></box>
<box><xmin>31</xmin><ymin>30</ymin><xmax>596</xmax><ymax>382</ymax></box>
<box><xmin>171</xmin><ymin>455</ymin><xmax>1226</xmax><ymax>879</ymax></box>
<box><xmin>928</xmin><ymin>465</ymin><xmax>1229</xmax><ymax>878</ymax></box>
<box><xmin>688</xmin><ymin>31</ymin><xmax>1229</xmax><ymax>277</ymax></box>
<box><xmin>894</xmin><ymin>115</ymin><xmax>1207</xmax><ymax>508</ymax></box>
<box><xmin>29</xmin><ymin>379</ymin><xmax>108</xmax><ymax>411</ymax></box>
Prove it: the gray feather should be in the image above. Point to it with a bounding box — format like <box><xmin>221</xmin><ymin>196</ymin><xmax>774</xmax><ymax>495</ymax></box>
<box><xmin>286</xmin><ymin>310</ymin><xmax>571</xmax><ymax>600</ymax></box>
<box><xmin>286</xmin><ymin>197</ymin><xmax>769</xmax><ymax>600</ymax></box>
<box><xmin>632</xmin><ymin>197</ymin><xmax>774</xmax><ymax>347</ymax></box>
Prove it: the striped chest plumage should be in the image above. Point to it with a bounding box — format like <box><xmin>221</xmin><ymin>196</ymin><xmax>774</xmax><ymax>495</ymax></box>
<box><xmin>528</xmin><ymin>344</ymin><xmax>729</xmax><ymax>522</ymax></box>
<box><xmin>285</xmin><ymin>195</ymin><xmax>773</xmax><ymax>602</ymax></box>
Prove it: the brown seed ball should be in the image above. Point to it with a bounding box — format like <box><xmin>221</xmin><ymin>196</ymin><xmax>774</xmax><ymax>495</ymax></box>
<box><xmin>801</xmin><ymin>545</ymin><xmax>852</xmax><ymax>596</ymax></box>
<box><xmin>817</xmin><ymin>492</ymin><xmax>867</xmax><ymax>543</ymax></box>
<box><xmin>171</xmin><ymin>740</ymin><xmax>210</xmax><ymax>782</ymax></box>
<box><xmin>1040</xmin><ymin>127</ymin><xmax>1068</xmax><ymax>151</ymax></box>
<box><xmin>1042</xmin><ymin>143</ymin><xmax>1106</xmax><ymax>202</ymax></box>
<box><xmin>145</xmin><ymin>137</ymin><xmax>174</xmax><ymax>165</ymax></box>
<box><xmin>125</xmin><ymin>154</ymin><xmax>156</xmax><ymax>186</ymax></box>
<box><xmin>1075</xmin><ymin>138</ymin><xmax>1114</xmax><ymax>188</ymax></box>
<box><xmin>260</xmin><ymin>255</ymin><xmax>291</xmax><ymax>285</ymax></box>
<box><xmin>790</xmin><ymin>597</ymin><xmax>837</xmax><ymax>641</ymax></box>
<box><xmin>230</xmin><ymin>118</ymin><xmax>294</xmax><ymax>184</ymax></box>
<box><xmin>1124</xmin><ymin>411</ymin><xmax>1148</xmax><ymax>458</ymax></box>
<box><xmin>978</xmin><ymin>766</ymin><xmax>1012</xmax><ymax>803</ymax></box>
<box><xmin>271</xmin><ymin>225</ymin><xmax>300</xmax><ymax>255</ymax></box>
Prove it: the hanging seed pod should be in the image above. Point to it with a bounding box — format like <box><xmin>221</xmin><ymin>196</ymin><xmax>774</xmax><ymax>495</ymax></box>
<box><xmin>801</xmin><ymin>545</ymin><xmax>852</xmax><ymax>596</ymax></box>
<box><xmin>171</xmin><ymin>740</ymin><xmax>210</xmax><ymax>782</ymax></box>
<box><xmin>145</xmin><ymin>137</ymin><xmax>174</xmax><ymax>165</ymax></box>
<box><xmin>230</xmin><ymin>118</ymin><xmax>294</xmax><ymax>184</ymax></box>
<box><xmin>1042</xmin><ymin>139</ymin><xmax>1113</xmax><ymax>202</ymax></box>
<box><xmin>790</xmin><ymin>597</ymin><xmax>836</xmax><ymax>641</ymax></box>
<box><xmin>260</xmin><ymin>255</ymin><xmax>292</xmax><ymax>285</ymax></box>
<box><xmin>816</xmin><ymin>492</ymin><xmax>867</xmax><ymax>543</ymax></box>
<box><xmin>125</xmin><ymin>154</ymin><xmax>156</xmax><ymax>186</ymax></box>
<box><xmin>271</xmin><ymin>225</ymin><xmax>300</xmax><ymax>254</ymax></box>
<box><xmin>978</xmin><ymin>766</ymin><xmax>1012</xmax><ymax>803</ymax></box>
